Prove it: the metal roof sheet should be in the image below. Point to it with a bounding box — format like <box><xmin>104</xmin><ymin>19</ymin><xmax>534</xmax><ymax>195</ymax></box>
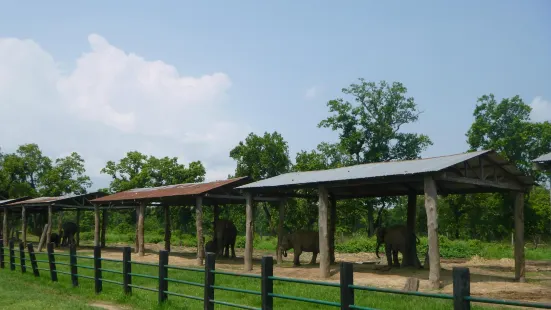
<box><xmin>237</xmin><ymin>150</ymin><xmax>533</xmax><ymax>190</ymax></box>
<box><xmin>91</xmin><ymin>177</ymin><xmax>250</xmax><ymax>203</ymax></box>
<box><xmin>533</xmin><ymin>152</ymin><xmax>551</xmax><ymax>163</ymax></box>
<box><xmin>7</xmin><ymin>192</ymin><xmax>108</xmax><ymax>207</ymax></box>
<box><xmin>0</xmin><ymin>197</ymin><xmax>31</xmax><ymax>206</ymax></box>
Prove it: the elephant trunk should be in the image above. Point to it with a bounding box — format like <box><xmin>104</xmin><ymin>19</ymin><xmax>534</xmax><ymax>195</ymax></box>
<box><xmin>375</xmin><ymin>241</ymin><xmax>381</xmax><ymax>258</ymax></box>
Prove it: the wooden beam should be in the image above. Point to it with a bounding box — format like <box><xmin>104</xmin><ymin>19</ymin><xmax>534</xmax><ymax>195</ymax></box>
<box><xmin>276</xmin><ymin>199</ymin><xmax>285</xmax><ymax>265</ymax></box>
<box><xmin>514</xmin><ymin>192</ymin><xmax>525</xmax><ymax>282</ymax></box>
<box><xmin>329</xmin><ymin>195</ymin><xmax>336</xmax><ymax>265</ymax></box>
<box><xmin>403</xmin><ymin>193</ymin><xmax>420</xmax><ymax>267</ymax></box>
<box><xmin>76</xmin><ymin>209</ymin><xmax>80</xmax><ymax>246</ymax></box>
<box><xmin>137</xmin><ymin>203</ymin><xmax>145</xmax><ymax>256</ymax></box>
<box><xmin>195</xmin><ymin>197</ymin><xmax>204</xmax><ymax>266</ymax></box>
<box><xmin>94</xmin><ymin>204</ymin><xmax>100</xmax><ymax>247</ymax></box>
<box><xmin>134</xmin><ymin>207</ymin><xmax>139</xmax><ymax>253</ymax></box>
<box><xmin>424</xmin><ymin>176</ymin><xmax>441</xmax><ymax>289</ymax></box>
<box><xmin>244</xmin><ymin>192</ymin><xmax>254</xmax><ymax>271</ymax></box>
<box><xmin>434</xmin><ymin>173</ymin><xmax>524</xmax><ymax>191</ymax></box>
<box><xmin>47</xmin><ymin>205</ymin><xmax>53</xmax><ymax>245</ymax></box>
<box><xmin>3</xmin><ymin>208</ymin><xmax>7</xmax><ymax>247</ymax></box>
<box><xmin>204</xmin><ymin>194</ymin><xmax>282</xmax><ymax>202</ymax></box>
<box><xmin>21</xmin><ymin>206</ymin><xmax>27</xmax><ymax>247</ymax></box>
<box><xmin>100</xmin><ymin>210</ymin><xmax>107</xmax><ymax>248</ymax></box>
<box><xmin>164</xmin><ymin>205</ymin><xmax>171</xmax><ymax>252</ymax></box>
<box><xmin>318</xmin><ymin>186</ymin><xmax>330</xmax><ymax>278</ymax></box>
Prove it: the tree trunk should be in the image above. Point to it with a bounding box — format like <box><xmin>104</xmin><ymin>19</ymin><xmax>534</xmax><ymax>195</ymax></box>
<box><xmin>318</xmin><ymin>186</ymin><xmax>330</xmax><ymax>278</ymax></box>
<box><xmin>244</xmin><ymin>193</ymin><xmax>254</xmax><ymax>271</ymax></box>
<box><xmin>195</xmin><ymin>197</ymin><xmax>204</xmax><ymax>266</ymax></box>
<box><xmin>424</xmin><ymin>176</ymin><xmax>441</xmax><ymax>289</ymax></box>
<box><xmin>403</xmin><ymin>193</ymin><xmax>420</xmax><ymax>268</ymax></box>
<box><xmin>100</xmin><ymin>210</ymin><xmax>107</xmax><ymax>248</ymax></box>
<box><xmin>514</xmin><ymin>192</ymin><xmax>525</xmax><ymax>282</ymax></box>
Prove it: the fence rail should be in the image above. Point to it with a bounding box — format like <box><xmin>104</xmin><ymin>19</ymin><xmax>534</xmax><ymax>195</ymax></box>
<box><xmin>0</xmin><ymin>238</ymin><xmax>549</xmax><ymax>310</ymax></box>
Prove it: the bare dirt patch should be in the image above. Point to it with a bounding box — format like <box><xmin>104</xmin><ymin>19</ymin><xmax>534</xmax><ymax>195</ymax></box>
<box><xmin>89</xmin><ymin>302</ymin><xmax>128</xmax><ymax>310</ymax></box>
<box><xmin>76</xmin><ymin>243</ymin><xmax>551</xmax><ymax>304</ymax></box>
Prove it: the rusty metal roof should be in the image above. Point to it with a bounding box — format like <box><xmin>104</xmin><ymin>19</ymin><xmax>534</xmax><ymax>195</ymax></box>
<box><xmin>91</xmin><ymin>177</ymin><xmax>251</xmax><ymax>203</ymax></box>
<box><xmin>7</xmin><ymin>192</ymin><xmax>108</xmax><ymax>208</ymax></box>
<box><xmin>0</xmin><ymin>197</ymin><xmax>31</xmax><ymax>206</ymax></box>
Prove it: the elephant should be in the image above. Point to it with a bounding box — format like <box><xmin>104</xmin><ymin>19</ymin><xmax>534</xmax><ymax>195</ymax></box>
<box><xmin>375</xmin><ymin>225</ymin><xmax>420</xmax><ymax>268</ymax></box>
<box><xmin>61</xmin><ymin>222</ymin><xmax>78</xmax><ymax>247</ymax></box>
<box><xmin>213</xmin><ymin>219</ymin><xmax>237</xmax><ymax>258</ymax></box>
<box><xmin>279</xmin><ymin>230</ymin><xmax>319</xmax><ymax>266</ymax></box>
<box><xmin>204</xmin><ymin>239</ymin><xmax>217</xmax><ymax>254</ymax></box>
<box><xmin>50</xmin><ymin>233</ymin><xmax>60</xmax><ymax>247</ymax></box>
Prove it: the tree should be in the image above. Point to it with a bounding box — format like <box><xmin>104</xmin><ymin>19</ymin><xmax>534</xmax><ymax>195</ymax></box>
<box><xmin>229</xmin><ymin>132</ymin><xmax>291</xmax><ymax>233</ymax></box>
<box><xmin>40</xmin><ymin>152</ymin><xmax>92</xmax><ymax>197</ymax></box>
<box><xmin>318</xmin><ymin>79</ymin><xmax>432</xmax><ymax>235</ymax></box>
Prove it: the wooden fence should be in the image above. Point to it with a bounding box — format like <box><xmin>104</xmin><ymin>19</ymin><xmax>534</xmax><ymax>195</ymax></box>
<box><xmin>0</xmin><ymin>239</ymin><xmax>550</xmax><ymax>310</ymax></box>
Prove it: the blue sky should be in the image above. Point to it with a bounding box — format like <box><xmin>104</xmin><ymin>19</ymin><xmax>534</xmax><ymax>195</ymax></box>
<box><xmin>0</xmin><ymin>1</ymin><xmax>550</xmax><ymax>190</ymax></box>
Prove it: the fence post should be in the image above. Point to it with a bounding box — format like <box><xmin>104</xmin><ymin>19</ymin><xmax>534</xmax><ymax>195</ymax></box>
<box><xmin>47</xmin><ymin>242</ymin><xmax>57</xmax><ymax>281</ymax></box>
<box><xmin>94</xmin><ymin>246</ymin><xmax>102</xmax><ymax>293</ymax></box>
<box><xmin>204</xmin><ymin>252</ymin><xmax>215</xmax><ymax>310</ymax></box>
<box><xmin>261</xmin><ymin>256</ymin><xmax>274</xmax><ymax>310</ymax></box>
<box><xmin>28</xmin><ymin>243</ymin><xmax>39</xmax><ymax>277</ymax></box>
<box><xmin>159</xmin><ymin>250</ymin><xmax>169</xmax><ymax>304</ymax></box>
<box><xmin>70</xmin><ymin>244</ymin><xmax>78</xmax><ymax>287</ymax></box>
<box><xmin>19</xmin><ymin>242</ymin><xmax>26</xmax><ymax>273</ymax></box>
<box><xmin>122</xmin><ymin>247</ymin><xmax>131</xmax><ymax>295</ymax></box>
<box><xmin>453</xmin><ymin>267</ymin><xmax>471</xmax><ymax>310</ymax></box>
<box><xmin>9</xmin><ymin>240</ymin><xmax>15</xmax><ymax>271</ymax></box>
<box><xmin>340</xmin><ymin>262</ymin><xmax>354</xmax><ymax>310</ymax></box>
<box><xmin>0</xmin><ymin>239</ymin><xmax>4</xmax><ymax>269</ymax></box>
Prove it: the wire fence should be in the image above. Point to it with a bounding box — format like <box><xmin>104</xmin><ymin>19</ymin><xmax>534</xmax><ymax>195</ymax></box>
<box><xmin>0</xmin><ymin>238</ymin><xmax>550</xmax><ymax>310</ymax></box>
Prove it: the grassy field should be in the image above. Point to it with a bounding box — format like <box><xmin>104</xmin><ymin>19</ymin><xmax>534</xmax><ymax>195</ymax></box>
<box><xmin>0</xmin><ymin>247</ymin><xmax>518</xmax><ymax>310</ymax></box>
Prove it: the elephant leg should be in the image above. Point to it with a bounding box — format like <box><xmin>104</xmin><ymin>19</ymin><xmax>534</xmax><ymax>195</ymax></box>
<box><xmin>385</xmin><ymin>245</ymin><xmax>393</xmax><ymax>267</ymax></box>
<box><xmin>393</xmin><ymin>250</ymin><xmax>400</xmax><ymax>267</ymax></box>
<box><xmin>224</xmin><ymin>243</ymin><xmax>230</xmax><ymax>257</ymax></box>
<box><xmin>294</xmin><ymin>248</ymin><xmax>302</xmax><ymax>266</ymax></box>
<box><xmin>231</xmin><ymin>242</ymin><xmax>236</xmax><ymax>259</ymax></box>
<box><xmin>309</xmin><ymin>251</ymin><xmax>317</xmax><ymax>265</ymax></box>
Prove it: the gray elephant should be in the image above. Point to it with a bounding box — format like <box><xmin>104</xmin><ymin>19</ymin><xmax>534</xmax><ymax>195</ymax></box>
<box><xmin>375</xmin><ymin>225</ymin><xmax>420</xmax><ymax>268</ymax></box>
<box><xmin>279</xmin><ymin>230</ymin><xmax>319</xmax><ymax>266</ymax></box>
<box><xmin>50</xmin><ymin>233</ymin><xmax>61</xmax><ymax>247</ymax></box>
<box><xmin>61</xmin><ymin>222</ymin><xmax>78</xmax><ymax>247</ymax></box>
<box><xmin>204</xmin><ymin>239</ymin><xmax>217</xmax><ymax>254</ymax></box>
<box><xmin>213</xmin><ymin>219</ymin><xmax>237</xmax><ymax>258</ymax></box>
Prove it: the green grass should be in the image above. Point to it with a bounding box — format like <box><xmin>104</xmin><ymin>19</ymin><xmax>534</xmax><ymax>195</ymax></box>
<box><xmin>0</xmin><ymin>248</ymin><xmax>519</xmax><ymax>310</ymax></box>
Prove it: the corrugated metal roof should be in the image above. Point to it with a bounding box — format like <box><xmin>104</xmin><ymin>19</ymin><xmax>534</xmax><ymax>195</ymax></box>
<box><xmin>0</xmin><ymin>197</ymin><xmax>30</xmax><ymax>206</ymax></box>
<box><xmin>7</xmin><ymin>192</ymin><xmax>108</xmax><ymax>207</ymax></box>
<box><xmin>533</xmin><ymin>152</ymin><xmax>551</xmax><ymax>163</ymax></box>
<box><xmin>91</xmin><ymin>177</ymin><xmax>250</xmax><ymax>203</ymax></box>
<box><xmin>237</xmin><ymin>150</ymin><xmax>533</xmax><ymax>190</ymax></box>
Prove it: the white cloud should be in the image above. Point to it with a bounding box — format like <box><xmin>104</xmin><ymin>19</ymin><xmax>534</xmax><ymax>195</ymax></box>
<box><xmin>304</xmin><ymin>86</ymin><xmax>318</xmax><ymax>99</ymax></box>
<box><xmin>530</xmin><ymin>96</ymin><xmax>551</xmax><ymax>122</ymax></box>
<box><xmin>0</xmin><ymin>34</ymin><xmax>248</xmax><ymax>189</ymax></box>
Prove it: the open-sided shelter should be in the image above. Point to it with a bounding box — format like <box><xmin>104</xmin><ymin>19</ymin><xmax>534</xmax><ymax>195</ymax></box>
<box><xmin>90</xmin><ymin>177</ymin><xmax>281</xmax><ymax>264</ymax></box>
<box><xmin>236</xmin><ymin>150</ymin><xmax>534</xmax><ymax>288</ymax></box>
<box><xmin>533</xmin><ymin>152</ymin><xmax>551</xmax><ymax>171</ymax></box>
<box><xmin>1</xmin><ymin>197</ymin><xmax>31</xmax><ymax>242</ymax></box>
<box><xmin>6</xmin><ymin>192</ymin><xmax>109</xmax><ymax>250</ymax></box>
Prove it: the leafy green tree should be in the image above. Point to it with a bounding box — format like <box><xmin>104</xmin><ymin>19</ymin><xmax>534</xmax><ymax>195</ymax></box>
<box><xmin>229</xmin><ymin>132</ymin><xmax>291</xmax><ymax>233</ymax></box>
<box><xmin>40</xmin><ymin>152</ymin><xmax>92</xmax><ymax>196</ymax></box>
<box><xmin>317</xmin><ymin>79</ymin><xmax>432</xmax><ymax>234</ymax></box>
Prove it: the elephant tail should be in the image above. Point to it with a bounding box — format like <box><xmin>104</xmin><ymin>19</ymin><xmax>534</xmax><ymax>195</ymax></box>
<box><xmin>375</xmin><ymin>241</ymin><xmax>381</xmax><ymax>259</ymax></box>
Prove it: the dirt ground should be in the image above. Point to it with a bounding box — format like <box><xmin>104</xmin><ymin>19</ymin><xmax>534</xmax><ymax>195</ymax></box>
<box><xmin>78</xmin><ymin>242</ymin><xmax>551</xmax><ymax>304</ymax></box>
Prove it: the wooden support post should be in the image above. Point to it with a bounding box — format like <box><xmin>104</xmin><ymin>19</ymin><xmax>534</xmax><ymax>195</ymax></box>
<box><xmin>9</xmin><ymin>240</ymin><xmax>15</xmax><ymax>271</ymax></box>
<box><xmin>135</xmin><ymin>208</ymin><xmax>139</xmax><ymax>253</ymax></box>
<box><xmin>244</xmin><ymin>192</ymin><xmax>254</xmax><ymax>271</ymax></box>
<box><xmin>340</xmin><ymin>262</ymin><xmax>354</xmax><ymax>310</ymax></box>
<box><xmin>204</xmin><ymin>252</ymin><xmax>216</xmax><ymax>310</ymax></box>
<box><xmin>158</xmin><ymin>250</ymin><xmax>169</xmax><ymax>303</ymax></box>
<box><xmin>100</xmin><ymin>209</ymin><xmax>107</xmax><ymax>248</ymax></box>
<box><xmin>28</xmin><ymin>243</ymin><xmax>39</xmax><ymax>277</ymax></box>
<box><xmin>138</xmin><ymin>203</ymin><xmax>145</xmax><ymax>257</ymax></box>
<box><xmin>47</xmin><ymin>205</ymin><xmax>52</xmax><ymax>245</ymax></box>
<box><xmin>19</xmin><ymin>242</ymin><xmax>26</xmax><ymax>273</ymax></box>
<box><xmin>318</xmin><ymin>186</ymin><xmax>330</xmax><ymax>278</ymax></box>
<box><xmin>123</xmin><ymin>247</ymin><xmax>132</xmax><ymax>295</ymax></box>
<box><xmin>57</xmin><ymin>211</ymin><xmax>64</xmax><ymax>237</ymax></box>
<box><xmin>70</xmin><ymin>244</ymin><xmax>78</xmax><ymax>287</ymax></box>
<box><xmin>453</xmin><ymin>267</ymin><xmax>471</xmax><ymax>310</ymax></box>
<box><xmin>21</xmin><ymin>206</ymin><xmax>27</xmax><ymax>247</ymax></box>
<box><xmin>0</xmin><ymin>239</ymin><xmax>4</xmax><ymax>268</ymax></box>
<box><xmin>276</xmin><ymin>199</ymin><xmax>285</xmax><ymax>265</ymax></box>
<box><xmin>329</xmin><ymin>195</ymin><xmax>337</xmax><ymax>265</ymax></box>
<box><xmin>94</xmin><ymin>204</ymin><xmax>100</xmax><ymax>247</ymax></box>
<box><xmin>47</xmin><ymin>242</ymin><xmax>57</xmax><ymax>282</ymax></box>
<box><xmin>94</xmin><ymin>246</ymin><xmax>102</xmax><ymax>293</ymax></box>
<box><xmin>403</xmin><ymin>193</ymin><xmax>420</xmax><ymax>267</ymax></box>
<box><xmin>2</xmin><ymin>209</ymin><xmax>7</xmax><ymax>247</ymax></box>
<box><xmin>164</xmin><ymin>205</ymin><xmax>171</xmax><ymax>252</ymax></box>
<box><xmin>37</xmin><ymin>224</ymin><xmax>48</xmax><ymax>252</ymax></box>
<box><xmin>424</xmin><ymin>175</ymin><xmax>441</xmax><ymax>289</ymax></box>
<box><xmin>261</xmin><ymin>256</ymin><xmax>274</xmax><ymax>310</ymax></box>
<box><xmin>76</xmin><ymin>209</ymin><xmax>81</xmax><ymax>246</ymax></box>
<box><xmin>196</xmin><ymin>197</ymin><xmax>204</xmax><ymax>266</ymax></box>
<box><xmin>514</xmin><ymin>192</ymin><xmax>525</xmax><ymax>282</ymax></box>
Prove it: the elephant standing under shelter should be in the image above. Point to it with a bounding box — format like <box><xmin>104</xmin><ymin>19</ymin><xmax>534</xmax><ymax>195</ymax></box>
<box><xmin>61</xmin><ymin>222</ymin><xmax>78</xmax><ymax>246</ymax></box>
<box><xmin>279</xmin><ymin>230</ymin><xmax>319</xmax><ymax>266</ymax></box>
<box><xmin>375</xmin><ymin>225</ymin><xmax>421</xmax><ymax>268</ymax></box>
<box><xmin>212</xmin><ymin>219</ymin><xmax>237</xmax><ymax>258</ymax></box>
